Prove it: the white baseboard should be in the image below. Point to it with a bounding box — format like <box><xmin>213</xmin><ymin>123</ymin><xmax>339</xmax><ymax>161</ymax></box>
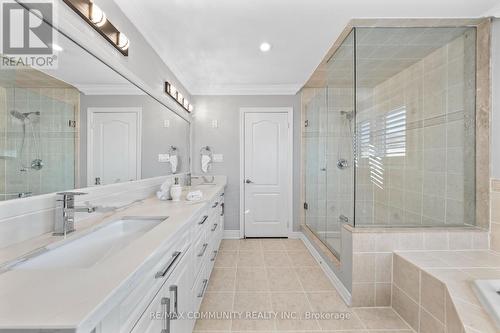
<box><xmin>288</xmin><ymin>231</ymin><xmax>302</xmax><ymax>239</ymax></box>
<box><xmin>299</xmin><ymin>233</ymin><xmax>352</xmax><ymax>306</ymax></box>
<box><xmin>223</xmin><ymin>230</ymin><xmax>241</xmax><ymax>239</ymax></box>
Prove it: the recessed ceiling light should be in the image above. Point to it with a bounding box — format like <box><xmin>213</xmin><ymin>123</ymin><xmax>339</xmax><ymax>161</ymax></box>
<box><xmin>260</xmin><ymin>42</ymin><xmax>271</xmax><ymax>52</ymax></box>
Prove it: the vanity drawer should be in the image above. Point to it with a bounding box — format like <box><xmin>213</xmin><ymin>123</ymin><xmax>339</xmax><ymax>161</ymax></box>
<box><xmin>116</xmin><ymin>231</ymin><xmax>191</xmax><ymax>333</ymax></box>
<box><xmin>192</xmin><ymin>262</ymin><xmax>209</xmax><ymax>312</ymax></box>
<box><xmin>193</xmin><ymin>232</ymin><xmax>208</xmax><ymax>282</ymax></box>
<box><xmin>194</xmin><ymin>210</ymin><xmax>210</xmax><ymax>239</ymax></box>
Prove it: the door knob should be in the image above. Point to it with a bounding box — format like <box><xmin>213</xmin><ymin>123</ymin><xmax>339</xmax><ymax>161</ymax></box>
<box><xmin>245</xmin><ymin>179</ymin><xmax>253</xmax><ymax>184</ymax></box>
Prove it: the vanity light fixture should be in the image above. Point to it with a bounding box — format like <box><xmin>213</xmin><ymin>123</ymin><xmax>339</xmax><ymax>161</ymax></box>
<box><xmin>62</xmin><ymin>0</ymin><xmax>129</xmax><ymax>56</ymax></box>
<box><xmin>165</xmin><ymin>82</ymin><xmax>193</xmax><ymax>113</ymax></box>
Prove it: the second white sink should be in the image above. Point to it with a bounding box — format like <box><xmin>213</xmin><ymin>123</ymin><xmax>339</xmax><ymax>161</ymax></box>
<box><xmin>14</xmin><ymin>216</ymin><xmax>166</xmax><ymax>270</ymax></box>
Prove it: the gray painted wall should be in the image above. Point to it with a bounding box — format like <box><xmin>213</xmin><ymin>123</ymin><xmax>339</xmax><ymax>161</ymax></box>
<box><xmin>79</xmin><ymin>94</ymin><xmax>190</xmax><ymax>187</ymax></box>
<box><xmin>491</xmin><ymin>18</ymin><xmax>500</xmax><ymax>178</ymax></box>
<box><xmin>192</xmin><ymin>95</ymin><xmax>301</xmax><ymax>232</ymax></box>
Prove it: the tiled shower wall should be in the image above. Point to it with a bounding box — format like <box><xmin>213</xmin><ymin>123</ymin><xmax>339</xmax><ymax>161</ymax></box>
<box><xmin>0</xmin><ymin>87</ymin><xmax>78</xmax><ymax>201</ymax></box>
<box><xmin>355</xmin><ymin>32</ymin><xmax>476</xmax><ymax>227</ymax></box>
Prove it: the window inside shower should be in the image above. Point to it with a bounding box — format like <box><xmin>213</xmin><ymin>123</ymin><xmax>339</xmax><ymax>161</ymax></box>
<box><xmin>304</xmin><ymin>26</ymin><xmax>477</xmax><ymax>259</ymax></box>
<box><xmin>0</xmin><ymin>68</ymin><xmax>79</xmax><ymax>201</ymax></box>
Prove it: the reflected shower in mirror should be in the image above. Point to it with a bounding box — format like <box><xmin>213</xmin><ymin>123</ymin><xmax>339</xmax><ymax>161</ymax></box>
<box><xmin>0</xmin><ymin>5</ymin><xmax>190</xmax><ymax>201</ymax></box>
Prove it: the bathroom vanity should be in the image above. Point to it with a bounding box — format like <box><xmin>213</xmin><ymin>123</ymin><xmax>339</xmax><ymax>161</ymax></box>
<box><xmin>0</xmin><ymin>181</ymin><xmax>226</xmax><ymax>333</ymax></box>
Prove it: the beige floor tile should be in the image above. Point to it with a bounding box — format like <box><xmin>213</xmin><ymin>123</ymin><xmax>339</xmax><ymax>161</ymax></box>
<box><xmin>215</xmin><ymin>251</ymin><xmax>238</xmax><ymax>268</ymax></box>
<box><xmin>270</xmin><ymin>292</ymin><xmax>320</xmax><ymax>331</ymax></box>
<box><xmin>283</xmin><ymin>239</ymin><xmax>308</xmax><ymax>251</ymax></box>
<box><xmin>267</xmin><ymin>267</ymin><xmax>303</xmax><ymax>292</ymax></box>
<box><xmin>237</xmin><ymin>251</ymin><xmax>266</xmax><ymax>267</ymax></box>
<box><xmin>353</xmin><ymin>307</ymin><xmax>410</xmax><ymax>330</ymax></box>
<box><xmin>295</xmin><ymin>266</ymin><xmax>335</xmax><ymax>291</ymax></box>
<box><xmin>239</xmin><ymin>239</ymin><xmax>263</xmax><ymax>252</ymax></box>
<box><xmin>288</xmin><ymin>251</ymin><xmax>318</xmax><ymax>266</ymax></box>
<box><xmin>261</xmin><ymin>239</ymin><xmax>287</xmax><ymax>251</ymax></box>
<box><xmin>220</xmin><ymin>239</ymin><xmax>240</xmax><ymax>252</ymax></box>
<box><xmin>207</xmin><ymin>268</ymin><xmax>236</xmax><ymax>292</ymax></box>
<box><xmin>306</xmin><ymin>292</ymin><xmax>364</xmax><ymax>330</ymax></box>
<box><xmin>232</xmin><ymin>293</ymin><xmax>275</xmax><ymax>331</ymax></box>
<box><xmin>263</xmin><ymin>251</ymin><xmax>293</xmax><ymax>267</ymax></box>
<box><xmin>235</xmin><ymin>267</ymin><xmax>269</xmax><ymax>291</ymax></box>
<box><xmin>195</xmin><ymin>293</ymin><xmax>234</xmax><ymax>331</ymax></box>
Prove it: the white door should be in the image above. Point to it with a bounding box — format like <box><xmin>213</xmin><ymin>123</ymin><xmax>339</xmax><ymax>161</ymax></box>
<box><xmin>244</xmin><ymin>112</ymin><xmax>289</xmax><ymax>237</ymax></box>
<box><xmin>88</xmin><ymin>109</ymin><xmax>141</xmax><ymax>186</ymax></box>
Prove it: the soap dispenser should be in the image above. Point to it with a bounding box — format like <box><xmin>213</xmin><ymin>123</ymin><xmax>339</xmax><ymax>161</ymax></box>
<box><xmin>170</xmin><ymin>177</ymin><xmax>182</xmax><ymax>202</ymax></box>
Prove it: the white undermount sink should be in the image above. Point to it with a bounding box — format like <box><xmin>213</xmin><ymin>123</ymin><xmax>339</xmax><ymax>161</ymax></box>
<box><xmin>13</xmin><ymin>216</ymin><xmax>166</xmax><ymax>270</ymax></box>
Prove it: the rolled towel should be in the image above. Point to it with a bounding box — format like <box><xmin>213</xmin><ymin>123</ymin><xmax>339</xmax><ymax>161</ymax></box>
<box><xmin>170</xmin><ymin>155</ymin><xmax>178</xmax><ymax>173</ymax></box>
<box><xmin>201</xmin><ymin>154</ymin><xmax>211</xmax><ymax>173</ymax></box>
<box><xmin>186</xmin><ymin>190</ymin><xmax>203</xmax><ymax>201</ymax></box>
<box><xmin>156</xmin><ymin>191</ymin><xmax>169</xmax><ymax>201</ymax></box>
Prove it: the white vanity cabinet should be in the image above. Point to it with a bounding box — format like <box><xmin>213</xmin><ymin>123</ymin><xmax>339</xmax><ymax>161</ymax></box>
<box><xmin>95</xmin><ymin>188</ymin><xmax>225</xmax><ymax>333</ymax></box>
<box><xmin>130</xmin><ymin>247</ymin><xmax>194</xmax><ymax>333</ymax></box>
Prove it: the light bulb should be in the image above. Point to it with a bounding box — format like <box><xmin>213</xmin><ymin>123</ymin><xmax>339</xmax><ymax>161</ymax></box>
<box><xmin>118</xmin><ymin>32</ymin><xmax>129</xmax><ymax>50</ymax></box>
<box><xmin>90</xmin><ymin>2</ymin><xmax>106</xmax><ymax>27</ymax></box>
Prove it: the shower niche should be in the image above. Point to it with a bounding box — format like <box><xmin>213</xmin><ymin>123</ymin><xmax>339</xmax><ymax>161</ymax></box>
<box><xmin>303</xmin><ymin>26</ymin><xmax>478</xmax><ymax>258</ymax></box>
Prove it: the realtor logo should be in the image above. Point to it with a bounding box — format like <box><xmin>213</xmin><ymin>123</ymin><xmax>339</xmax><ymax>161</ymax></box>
<box><xmin>1</xmin><ymin>0</ymin><xmax>57</xmax><ymax>68</ymax></box>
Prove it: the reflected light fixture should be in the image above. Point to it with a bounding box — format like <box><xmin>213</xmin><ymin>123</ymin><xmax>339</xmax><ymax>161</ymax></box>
<box><xmin>62</xmin><ymin>0</ymin><xmax>129</xmax><ymax>56</ymax></box>
<box><xmin>50</xmin><ymin>43</ymin><xmax>63</xmax><ymax>52</ymax></box>
<box><xmin>165</xmin><ymin>82</ymin><xmax>193</xmax><ymax>113</ymax></box>
<box><xmin>89</xmin><ymin>2</ymin><xmax>106</xmax><ymax>27</ymax></box>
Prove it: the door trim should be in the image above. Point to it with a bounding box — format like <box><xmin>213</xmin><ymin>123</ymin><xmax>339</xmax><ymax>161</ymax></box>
<box><xmin>239</xmin><ymin>107</ymin><xmax>293</xmax><ymax>238</ymax></box>
<box><xmin>86</xmin><ymin>107</ymin><xmax>143</xmax><ymax>186</ymax></box>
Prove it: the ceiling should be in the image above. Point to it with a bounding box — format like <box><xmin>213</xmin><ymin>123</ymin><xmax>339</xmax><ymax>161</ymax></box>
<box><xmin>113</xmin><ymin>0</ymin><xmax>499</xmax><ymax>96</ymax></box>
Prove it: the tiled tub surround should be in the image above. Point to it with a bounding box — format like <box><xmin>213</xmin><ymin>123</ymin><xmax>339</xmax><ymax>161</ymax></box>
<box><xmin>392</xmin><ymin>251</ymin><xmax>500</xmax><ymax>333</ymax></box>
<box><xmin>351</xmin><ymin>228</ymin><xmax>489</xmax><ymax>307</ymax></box>
<box><xmin>0</xmin><ymin>177</ymin><xmax>226</xmax><ymax>331</ymax></box>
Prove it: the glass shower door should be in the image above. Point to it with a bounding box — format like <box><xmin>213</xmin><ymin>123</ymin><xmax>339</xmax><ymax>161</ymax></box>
<box><xmin>324</xmin><ymin>30</ymin><xmax>355</xmax><ymax>255</ymax></box>
<box><xmin>304</xmin><ymin>88</ymin><xmax>328</xmax><ymax>245</ymax></box>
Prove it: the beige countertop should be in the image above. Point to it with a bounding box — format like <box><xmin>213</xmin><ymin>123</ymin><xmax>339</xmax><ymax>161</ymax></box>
<box><xmin>0</xmin><ymin>181</ymin><xmax>226</xmax><ymax>332</ymax></box>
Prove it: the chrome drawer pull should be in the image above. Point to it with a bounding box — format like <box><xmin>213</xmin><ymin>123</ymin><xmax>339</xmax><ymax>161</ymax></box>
<box><xmin>210</xmin><ymin>250</ymin><xmax>218</xmax><ymax>261</ymax></box>
<box><xmin>221</xmin><ymin>203</ymin><xmax>224</xmax><ymax>216</ymax></box>
<box><xmin>169</xmin><ymin>285</ymin><xmax>178</xmax><ymax>319</ymax></box>
<box><xmin>211</xmin><ymin>223</ymin><xmax>218</xmax><ymax>232</ymax></box>
<box><xmin>155</xmin><ymin>251</ymin><xmax>182</xmax><ymax>279</ymax></box>
<box><xmin>161</xmin><ymin>297</ymin><xmax>170</xmax><ymax>333</ymax></box>
<box><xmin>198</xmin><ymin>215</ymin><xmax>208</xmax><ymax>225</ymax></box>
<box><xmin>197</xmin><ymin>279</ymin><xmax>208</xmax><ymax>298</ymax></box>
<box><xmin>197</xmin><ymin>243</ymin><xmax>208</xmax><ymax>257</ymax></box>
<box><xmin>212</xmin><ymin>202</ymin><xmax>219</xmax><ymax>208</ymax></box>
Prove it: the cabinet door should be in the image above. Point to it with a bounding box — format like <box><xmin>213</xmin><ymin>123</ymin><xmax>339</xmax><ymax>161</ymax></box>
<box><xmin>167</xmin><ymin>250</ymin><xmax>195</xmax><ymax>333</ymax></box>
<box><xmin>131</xmin><ymin>248</ymin><xmax>193</xmax><ymax>333</ymax></box>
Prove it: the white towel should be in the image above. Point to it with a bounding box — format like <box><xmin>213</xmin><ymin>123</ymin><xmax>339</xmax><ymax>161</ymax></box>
<box><xmin>201</xmin><ymin>154</ymin><xmax>211</xmax><ymax>173</ymax></box>
<box><xmin>170</xmin><ymin>155</ymin><xmax>178</xmax><ymax>173</ymax></box>
<box><xmin>186</xmin><ymin>190</ymin><xmax>203</xmax><ymax>201</ymax></box>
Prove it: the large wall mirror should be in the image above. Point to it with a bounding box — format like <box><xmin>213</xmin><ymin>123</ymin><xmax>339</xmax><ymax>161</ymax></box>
<box><xmin>0</xmin><ymin>6</ymin><xmax>190</xmax><ymax>201</ymax></box>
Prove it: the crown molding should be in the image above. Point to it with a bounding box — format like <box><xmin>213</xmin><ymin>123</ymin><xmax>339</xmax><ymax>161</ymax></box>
<box><xmin>190</xmin><ymin>84</ymin><xmax>301</xmax><ymax>96</ymax></box>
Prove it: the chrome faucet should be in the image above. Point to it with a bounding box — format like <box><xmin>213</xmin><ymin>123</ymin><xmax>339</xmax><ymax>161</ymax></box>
<box><xmin>54</xmin><ymin>192</ymin><xmax>96</xmax><ymax>236</ymax></box>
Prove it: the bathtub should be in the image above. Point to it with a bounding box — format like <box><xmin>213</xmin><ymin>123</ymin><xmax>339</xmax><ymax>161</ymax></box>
<box><xmin>473</xmin><ymin>280</ymin><xmax>500</xmax><ymax>329</ymax></box>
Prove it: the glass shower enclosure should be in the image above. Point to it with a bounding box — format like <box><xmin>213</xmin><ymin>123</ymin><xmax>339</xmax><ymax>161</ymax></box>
<box><xmin>304</xmin><ymin>27</ymin><xmax>477</xmax><ymax>258</ymax></box>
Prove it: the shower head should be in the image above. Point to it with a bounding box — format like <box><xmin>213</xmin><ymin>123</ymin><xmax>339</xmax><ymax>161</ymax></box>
<box><xmin>10</xmin><ymin>110</ymin><xmax>40</xmax><ymax>121</ymax></box>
